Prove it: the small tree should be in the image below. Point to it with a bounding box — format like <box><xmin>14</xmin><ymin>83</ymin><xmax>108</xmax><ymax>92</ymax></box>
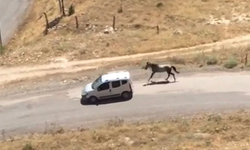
<box><xmin>68</xmin><ymin>4</ymin><xmax>75</xmax><ymax>16</ymax></box>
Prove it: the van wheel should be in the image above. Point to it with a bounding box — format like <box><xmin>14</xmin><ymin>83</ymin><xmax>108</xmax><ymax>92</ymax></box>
<box><xmin>88</xmin><ymin>96</ymin><xmax>98</xmax><ymax>104</ymax></box>
<box><xmin>121</xmin><ymin>91</ymin><xmax>132</xmax><ymax>100</ymax></box>
<box><xmin>80</xmin><ymin>98</ymin><xmax>87</xmax><ymax>105</ymax></box>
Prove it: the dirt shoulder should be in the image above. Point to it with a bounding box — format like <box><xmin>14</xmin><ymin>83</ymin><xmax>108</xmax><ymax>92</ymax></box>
<box><xmin>1</xmin><ymin>110</ymin><xmax>250</xmax><ymax>150</ymax></box>
<box><xmin>0</xmin><ymin>62</ymin><xmax>247</xmax><ymax>98</ymax></box>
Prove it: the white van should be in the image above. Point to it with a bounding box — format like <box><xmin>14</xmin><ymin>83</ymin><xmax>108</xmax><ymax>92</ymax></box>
<box><xmin>81</xmin><ymin>70</ymin><xmax>134</xmax><ymax>104</ymax></box>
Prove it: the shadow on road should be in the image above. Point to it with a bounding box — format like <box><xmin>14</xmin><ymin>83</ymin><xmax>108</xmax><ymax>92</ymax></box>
<box><xmin>143</xmin><ymin>80</ymin><xmax>178</xmax><ymax>86</ymax></box>
<box><xmin>81</xmin><ymin>97</ymin><xmax>132</xmax><ymax>106</ymax></box>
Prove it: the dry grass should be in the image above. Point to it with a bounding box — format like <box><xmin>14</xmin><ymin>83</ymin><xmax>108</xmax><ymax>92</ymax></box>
<box><xmin>2</xmin><ymin>0</ymin><xmax>250</xmax><ymax>66</ymax></box>
<box><xmin>1</xmin><ymin>110</ymin><xmax>250</xmax><ymax>150</ymax></box>
<box><xmin>177</xmin><ymin>44</ymin><xmax>250</xmax><ymax>68</ymax></box>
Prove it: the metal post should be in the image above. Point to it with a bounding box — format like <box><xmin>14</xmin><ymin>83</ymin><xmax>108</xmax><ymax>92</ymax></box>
<box><xmin>0</xmin><ymin>22</ymin><xmax>2</xmax><ymax>46</ymax></box>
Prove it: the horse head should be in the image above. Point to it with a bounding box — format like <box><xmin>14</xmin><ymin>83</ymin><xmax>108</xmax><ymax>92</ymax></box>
<box><xmin>143</xmin><ymin>61</ymin><xmax>152</xmax><ymax>70</ymax></box>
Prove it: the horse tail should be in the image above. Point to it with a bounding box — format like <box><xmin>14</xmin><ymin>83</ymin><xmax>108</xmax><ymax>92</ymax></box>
<box><xmin>171</xmin><ymin>66</ymin><xmax>180</xmax><ymax>74</ymax></box>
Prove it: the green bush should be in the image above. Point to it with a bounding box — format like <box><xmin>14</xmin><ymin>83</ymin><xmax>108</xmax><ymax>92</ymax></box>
<box><xmin>68</xmin><ymin>4</ymin><xmax>75</xmax><ymax>16</ymax></box>
<box><xmin>224</xmin><ymin>57</ymin><xmax>238</xmax><ymax>69</ymax></box>
<box><xmin>117</xmin><ymin>6</ymin><xmax>123</xmax><ymax>13</ymax></box>
<box><xmin>206</xmin><ymin>56</ymin><xmax>218</xmax><ymax>65</ymax></box>
<box><xmin>156</xmin><ymin>2</ymin><xmax>163</xmax><ymax>8</ymax></box>
<box><xmin>247</xmin><ymin>63</ymin><xmax>250</xmax><ymax>68</ymax></box>
<box><xmin>22</xmin><ymin>143</ymin><xmax>35</xmax><ymax>150</ymax></box>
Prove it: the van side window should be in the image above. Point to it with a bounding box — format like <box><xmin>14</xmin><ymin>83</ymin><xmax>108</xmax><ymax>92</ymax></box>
<box><xmin>122</xmin><ymin>80</ymin><xmax>127</xmax><ymax>85</ymax></box>
<box><xmin>98</xmin><ymin>82</ymin><xmax>110</xmax><ymax>91</ymax></box>
<box><xmin>112</xmin><ymin>81</ymin><xmax>121</xmax><ymax>88</ymax></box>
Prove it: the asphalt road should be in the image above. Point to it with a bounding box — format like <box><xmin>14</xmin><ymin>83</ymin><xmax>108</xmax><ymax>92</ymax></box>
<box><xmin>1</xmin><ymin>71</ymin><xmax>250</xmax><ymax>139</ymax></box>
<box><xmin>0</xmin><ymin>0</ymin><xmax>30</xmax><ymax>45</ymax></box>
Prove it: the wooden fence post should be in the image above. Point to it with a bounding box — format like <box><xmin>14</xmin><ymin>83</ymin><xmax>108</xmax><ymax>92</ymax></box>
<box><xmin>43</xmin><ymin>12</ymin><xmax>49</xmax><ymax>35</ymax></box>
<box><xmin>61</xmin><ymin>0</ymin><xmax>66</xmax><ymax>16</ymax></box>
<box><xmin>58</xmin><ymin>0</ymin><xmax>62</xmax><ymax>15</ymax></box>
<box><xmin>112</xmin><ymin>16</ymin><xmax>116</xmax><ymax>30</ymax></box>
<box><xmin>0</xmin><ymin>28</ymin><xmax>2</xmax><ymax>47</ymax></box>
<box><xmin>1</xmin><ymin>129</ymin><xmax>5</xmax><ymax>141</ymax></box>
<box><xmin>245</xmin><ymin>52</ymin><xmax>248</xmax><ymax>66</ymax></box>
<box><xmin>75</xmin><ymin>16</ymin><xmax>79</xmax><ymax>29</ymax></box>
<box><xmin>156</xmin><ymin>25</ymin><xmax>159</xmax><ymax>34</ymax></box>
<box><xmin>0</xmin><ymin>21</ymin><xmax>2</xmax><ymax>47</ymax></box>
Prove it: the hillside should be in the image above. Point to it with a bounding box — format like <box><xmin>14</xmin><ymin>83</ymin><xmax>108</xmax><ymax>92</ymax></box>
<box><xmin>2</xmin><ymin>0</ymin><xmax>250</xmax><ymax>66</ymax></box>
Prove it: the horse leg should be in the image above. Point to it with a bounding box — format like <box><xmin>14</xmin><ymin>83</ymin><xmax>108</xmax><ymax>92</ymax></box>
<box><xmin>170</xmin><ymin>72</ymin><xmax>176</xmax><ymax>82</ymax></box>
<box><xmin>165</xmin><ymin>72</ymin><xmax>170</xmax><ymax>81</ymax></box>
<box><xmin>148</xmin><ymin>72</ymin><xmax>155</xmax><ymax>82</ymax></box>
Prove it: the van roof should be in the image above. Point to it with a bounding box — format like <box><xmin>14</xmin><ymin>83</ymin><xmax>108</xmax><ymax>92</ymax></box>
<box><xmin>101</xmin><ymin>70</ymin><xmax>130</xmax><ymax>82</ymax></box>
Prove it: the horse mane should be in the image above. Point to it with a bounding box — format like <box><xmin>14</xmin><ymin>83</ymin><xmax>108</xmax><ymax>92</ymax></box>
<box><xmin>149</xmin><ymin>62</ymin><xmax>159</xmax><ymax>67</ymax></box>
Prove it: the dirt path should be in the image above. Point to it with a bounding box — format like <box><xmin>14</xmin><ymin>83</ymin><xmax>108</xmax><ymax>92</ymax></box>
<box><xmin>1</xmin><ymin>34</ymin><xmax>250</xmax><ymax>85</ymax></box>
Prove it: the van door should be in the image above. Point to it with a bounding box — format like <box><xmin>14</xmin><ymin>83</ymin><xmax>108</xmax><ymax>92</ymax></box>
<box><xmin>111</xmin><ymin>80</ymin><xmax>122</xmax><ymax>97</ymax></box>
<box><xmin>97</xmin><ymin>82</ymin><xmax>112</xmax><ymax>99</ymax></box>
<box><xmin>121</xmin><ymin>80</ymin><xmax>132</xmax><ymax>92</ymax></box>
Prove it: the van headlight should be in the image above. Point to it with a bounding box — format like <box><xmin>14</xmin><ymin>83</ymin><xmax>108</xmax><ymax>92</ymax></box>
<box><xmin>81</xmin><ymin>90</ymin><xmax>87</xmax><ymax>96</ymax></box>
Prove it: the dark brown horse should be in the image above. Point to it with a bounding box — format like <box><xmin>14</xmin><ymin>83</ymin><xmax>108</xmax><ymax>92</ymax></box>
<box><xmin>143</xmin><ymin>62</ymin><xmax>180</xmax><ymax>82</ymax></box>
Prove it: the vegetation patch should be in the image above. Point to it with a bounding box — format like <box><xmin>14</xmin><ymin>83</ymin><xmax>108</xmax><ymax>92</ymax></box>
<box><xmin>224</xmin><ymin>57</ymin><xmax>238</xmax><ymax>69</ymax></box>
<box><xmin>1</xmin><ymin>110</ymin><xmax>250</xmax><ymax>150</ymax></box>
<box><xmin>206</xmin><ymin>56</ymin><xmax>218</xmax><ymax>65</ymax></box>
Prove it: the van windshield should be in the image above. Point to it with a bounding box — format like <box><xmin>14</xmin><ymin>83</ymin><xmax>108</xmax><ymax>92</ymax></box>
<box><xmin>91</xmin><ymin>76</ymin><xmax>102</xmax><ymax>89</ymax></box>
